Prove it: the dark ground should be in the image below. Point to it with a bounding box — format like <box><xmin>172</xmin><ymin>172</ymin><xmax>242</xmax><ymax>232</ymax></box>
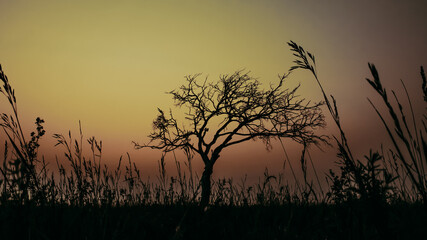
<box><xmin>0</xmin><ymin>203</ymin><xmax>425</xmax><ymax>240</ymax></box>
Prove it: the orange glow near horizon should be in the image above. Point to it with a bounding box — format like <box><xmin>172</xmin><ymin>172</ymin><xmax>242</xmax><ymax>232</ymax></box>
<box><xmin>1</xmin><ymin>0</ymin><xmax>426</xmax><ymax>184</ymax></box>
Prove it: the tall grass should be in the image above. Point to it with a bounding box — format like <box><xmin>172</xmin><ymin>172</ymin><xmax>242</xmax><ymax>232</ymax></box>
<box><xmin>0</xmin><ymin>42</ymin><xmax>426</xmax><ymax>208</ymax></box>
<box><xmin>366</xmin><ymin>64</ymin><xmax>427</xmax><ymax>204</ymax></box>
<box><xmin>288</xmin><ymin>41</ymin><xmax>426</xmax><ymax>206</ymax></box>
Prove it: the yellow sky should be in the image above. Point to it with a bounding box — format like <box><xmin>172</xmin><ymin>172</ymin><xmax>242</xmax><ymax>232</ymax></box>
<box><xmin>1</xmin><ymin>0</ymin><xmax>426</xmax><ymax>183</ymax></box>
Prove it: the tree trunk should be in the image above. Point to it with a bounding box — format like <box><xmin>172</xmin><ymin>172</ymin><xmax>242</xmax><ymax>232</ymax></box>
<box><xmin>200</xmin><ymin>163</ymin><xmax>213</xmax><ymax>207</ymax></box>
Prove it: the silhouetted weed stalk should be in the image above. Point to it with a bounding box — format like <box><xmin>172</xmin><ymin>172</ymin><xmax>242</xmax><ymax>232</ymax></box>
<box><xmin>0</xmin><ymin>40</ymin><xmax>425</xmax><ymax>207</ymax></box>
<box><xmin>0</xmin><ymin>64</ymin><xmax>49</xmax><ymax>205</ymax></box>
<box><xmin>366</xmin><ymin>64</ymin><xmax>427</xmax><ymax>204</ymax></box>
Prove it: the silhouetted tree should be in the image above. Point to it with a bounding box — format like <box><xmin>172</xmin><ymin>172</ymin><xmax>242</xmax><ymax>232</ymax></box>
<box><xmin>135</xmin><ymin>70</ymin><xmax>326</xmax><ymax>206</ymax></box>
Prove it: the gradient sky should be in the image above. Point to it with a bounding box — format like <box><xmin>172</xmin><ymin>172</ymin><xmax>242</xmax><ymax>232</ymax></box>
<box><xmin>1</xmin><ymin>0</ymin><xmax>426</xmax><ymax>184</ymax></box>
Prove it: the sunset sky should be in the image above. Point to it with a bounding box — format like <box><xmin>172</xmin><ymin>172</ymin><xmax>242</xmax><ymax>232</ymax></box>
<box><xmin>1</xmin><ymin>0</ymin><xmax>426</xmax><ymax>184</ymax></box>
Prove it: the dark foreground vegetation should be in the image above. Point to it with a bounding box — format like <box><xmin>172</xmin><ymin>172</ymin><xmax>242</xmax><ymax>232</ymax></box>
<box><xmin>0</xmin><ymin>203</ymin><xmax>425</xmax><ymax>239</ymax></box>
<box><xmin>0</xmin><ymin>42</ymin><xmax>426</xmax><ymax>239</ymax></box>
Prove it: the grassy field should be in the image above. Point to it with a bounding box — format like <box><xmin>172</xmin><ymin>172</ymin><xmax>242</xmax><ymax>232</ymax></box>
<box><xmin>0</xmin><ymin>43</ymin><xmax>426</xmax><ymax>239</ymax></box>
